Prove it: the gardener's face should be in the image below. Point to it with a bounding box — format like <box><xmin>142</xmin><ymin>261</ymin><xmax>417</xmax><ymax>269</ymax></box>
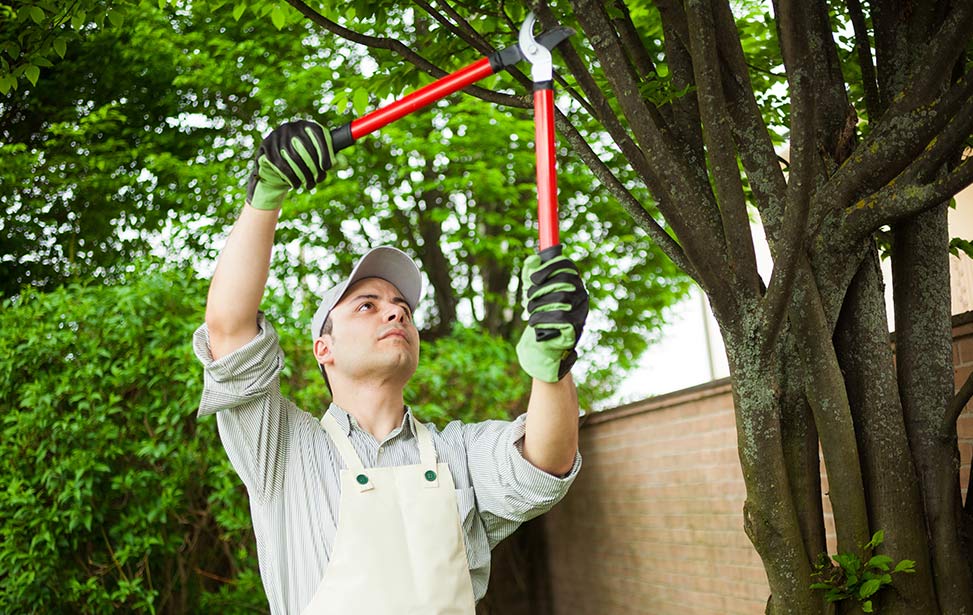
<box><xmin>314</xmin><ymin>277</ymin><xmax>419</xmax><ymax>386</ymax></box>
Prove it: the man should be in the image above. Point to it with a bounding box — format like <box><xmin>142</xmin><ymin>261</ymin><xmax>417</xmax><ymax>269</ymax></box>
<box><xmin>193</xmin><ymin>120</ymin><xmax>589</xmax><ymax>614</ymax></box>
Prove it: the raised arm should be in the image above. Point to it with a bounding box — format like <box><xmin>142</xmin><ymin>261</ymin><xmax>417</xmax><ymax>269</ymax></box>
<box><xmin>516</xmin><ymin>248</ymin><xmax>589</xmax><ymax>476</ymax></box>
<box><xmin>205</xmin><ymin>120</ymin><xmax>334</xmax><ymax>359</ymax></box>
<box><xmin>206</xmin><ymin>206</ymin><xmax>281</xmax><ymax>359</ymax></box>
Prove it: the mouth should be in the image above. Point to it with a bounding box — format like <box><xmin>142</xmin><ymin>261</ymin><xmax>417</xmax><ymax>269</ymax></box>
<box><xmin>379</xmin><ymin>328</ymin><xmax>409</xmax><ymax>342</ymax></box>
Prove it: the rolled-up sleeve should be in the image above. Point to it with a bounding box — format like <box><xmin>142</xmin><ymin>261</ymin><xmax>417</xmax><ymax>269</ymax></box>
<box><xmin>463</xmin><ymin>413</ymin><xmax>582</xmax><ymax>548</ymax></box>
<box><xmin>193</xmin><ymin>314</ymin><xmax>291</xmax><ymax>501</ymax></box>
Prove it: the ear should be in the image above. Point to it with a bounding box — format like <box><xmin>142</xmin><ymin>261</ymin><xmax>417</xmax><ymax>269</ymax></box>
<box><xmin>313</xmin><ymin>335</ymin><xmax>334</xmax><ymax>368</ymax></box>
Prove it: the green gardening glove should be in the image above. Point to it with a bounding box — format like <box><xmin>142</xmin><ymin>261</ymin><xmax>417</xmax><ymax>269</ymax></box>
<box><xmin>516</xmin><ymin>246</ymin><xmax>589</xmax><ymax>382</ymax></box>
<box><xmin>246</xmin><ymin>120</ymin><xmax>334</xmax><ymax>211</ymax></box>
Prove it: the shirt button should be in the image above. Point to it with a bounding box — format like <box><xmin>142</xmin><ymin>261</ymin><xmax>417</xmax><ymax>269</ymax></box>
<box><xmin>424</xmin><ymin>470</ymin><xmax>437</xmax><ymax>482</ymax></box>
<box><xmin>356</xmin><ymin>474</ymin><xmax>369</xmax><ymax>485</ymax></box>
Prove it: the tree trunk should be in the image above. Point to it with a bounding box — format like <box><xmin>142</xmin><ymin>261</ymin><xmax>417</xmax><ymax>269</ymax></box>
<box><xmin>778</xmin><ymin>326</ymin><xmax>827</xmax><ymax>568</ymax></box>
<box><xmin>892</xmin><ymin>204</ymin><xmax>973</xmax><ymax>614</ymax></box>
<box><xmin>791</xmin><ymin>261</ymin><xmax>871</xmax><ymax>555</ymax></box>
<box><xmin>833</xmin><ymin>246</ymin><xmax>939</xmax><ymax>613</ymax></box>
<box><xmin>722</xmin><ymin>323</ymin><xmax>822</xmax><ymax>614</ymax></box>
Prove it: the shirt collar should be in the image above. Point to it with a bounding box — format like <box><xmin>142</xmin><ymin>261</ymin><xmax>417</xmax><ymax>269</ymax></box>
<box><xmin>326</xmin><ymin>403</ymin><xmax>418</xmax><ymax>439</ymax></box>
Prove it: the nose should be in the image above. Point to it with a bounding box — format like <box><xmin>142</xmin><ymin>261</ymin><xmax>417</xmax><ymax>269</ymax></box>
<box><xmin>386</xmin><ymin>303</ymin><xmax>408</xmax><ymax>322</ymax></box>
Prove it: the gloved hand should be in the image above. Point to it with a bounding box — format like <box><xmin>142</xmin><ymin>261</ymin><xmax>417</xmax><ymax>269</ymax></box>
<box><xmin>516</xmin><ymin>246</ymin><xmax>589</xmax><ymax>383</ymax></box>
<box><xmin>246</xmin><ymin>120</ymin><xmax>334</xmax><ymax>211</ymax></box>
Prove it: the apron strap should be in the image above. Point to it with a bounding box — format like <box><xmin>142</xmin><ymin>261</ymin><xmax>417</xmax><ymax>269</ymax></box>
<box><xmin>411</xmin><ymin>419</ymin><xmax>441</xmax><ymax>489</ymax></box>
<box><xmin>321</xmin><ymin>413</ymin><xmax>374</xmax><ymax>492</ymax></box>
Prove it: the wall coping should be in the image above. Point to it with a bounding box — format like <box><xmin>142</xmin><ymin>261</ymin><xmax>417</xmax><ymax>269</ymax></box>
<box><xmin>955</xmin><ymin>310</ymin><xmax>973</xmax><ymax>327</ymax></box>
<box><xmin>583</xmin><ymin>377</ymin><xmax>732</xmax><ymax>427</ymax></box>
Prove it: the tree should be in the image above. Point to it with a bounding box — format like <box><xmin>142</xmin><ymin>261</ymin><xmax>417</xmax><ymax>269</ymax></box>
<box><xmin>232</xmin><ymin>0</ymin><xmax>973</xmax><ymax>612</ymax></box>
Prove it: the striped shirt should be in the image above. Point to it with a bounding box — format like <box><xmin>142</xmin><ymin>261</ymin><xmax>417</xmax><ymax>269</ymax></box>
<box><xmin>192</xmin><ymin>314</ymin><xmax>581</xmax><ymax>615</ymax></box>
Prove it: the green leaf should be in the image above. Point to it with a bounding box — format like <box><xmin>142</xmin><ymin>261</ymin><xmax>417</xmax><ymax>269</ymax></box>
<box><xmin>108</xmin><ymin>10</ymin><xmax>124</xmax><ymax>27</ymax></box>
<box><xmin>352</xmin><ymin>88</ymin><xmax>369</xmax><ymax>116</ymax></box>
<box><xmin>3</xmin><ymin>41</ymin><xmax>21</xmax><ymax>59</ymax></box>
<box><xmin>71</xmin><ymin>10</ymin><xmax>86</xmax><ymax>30</ymax></box>
<box><xmin>866</xmin><ymin>555</ymin><xmax>893</xmax><ymax>571</ymax></box>
<box><xmin>866</xmin><ymin>530</ymin><xmax>885</xmax><ymax>549</ymax></box>
<box><xmin>893</xmin><ymin>559</ymin><xmax>916</xmax><ymax>573</ymax></box>
<box><xmin>24</xmin><ymin>65</ymin><xmax>40</xmax><ymax>86</ymax></box>
<box><xmin>53</xmin><ymin>37</ymin><xmax>67</xmax><ymax>58</ymax></box>
<box><xmin>834</xmin><ymin>553</ymin><xmax>861</xmax><ymax>576</ymax></box>
<box><xmin>28</xmin><ymin>6</ymin><xmax>45</xmax><ymax>24</ymax></box>
<box><xmin>232</xmin><ymin>2</ymin><xmax>247</xmax><ymax>20</ymax></box>
<box><xmin>949</xmin><ymin>238</ymin><xmax>973</xmax><ymax>259</ymax></box>
<box><xmin>859</xmin><ymin>578</ymin><xmax>882</xmax><ymax>599</ymax></box>
<box><xmin>863</xmin><ymin>600</ymin><xmax>874</xmax><ymax>613</ymax></box>
<box><xmin>270</xmin><ymin>4</ymin><xmax>285</xmax><ymax>29</ymax></box>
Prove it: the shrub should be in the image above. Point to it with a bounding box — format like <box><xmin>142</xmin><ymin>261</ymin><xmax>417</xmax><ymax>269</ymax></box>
<box><xmin>0</xmin><ymin>268</ymin><xmax>266</xmax><ymax>614</ymax></box>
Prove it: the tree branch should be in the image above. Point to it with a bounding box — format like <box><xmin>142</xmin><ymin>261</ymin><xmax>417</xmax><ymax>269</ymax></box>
<box><xmin>528</xmin><ymin>5</ymin><xmax>602</xmax><ymax>121</ymax></box>
<box><xmin>684</xmin><ymin>0</ymin><xmax>761</xmax><ymax>297</ymax></box>
<box><xmin>792</xmin><ymin>259</ymin><xmax>871</xmax><ymax>555</ymax></box>
<box><xmin>815</xmin><ymin>65</ymin><xmax>973</xmax><ymax>218</ymax></box>
<box><xmin>711</xmin><ymin>0</ymin><xmax>787</xmax><ymax>238</ymax></box>
<box><xmin>533</xmin><ymin>4</ymin><xmax>678</xmax><ymax>222</ymax></box>
<box><xmin>759</xmin><ymin>0</ymin><xmax>817</xmax><ymax>348</ymax></box>
<box><xmin>840</xmin><ymin>93</ymin><xmax>973</xmax><ymax>242</ymax></box>
<box><xmin>901</xmin><ymin>2</ymin><xmax>973</xmax><ymax>106</ymax></box>
<box><xmin>415</xmin><ymin>0</ymin><xmax>495</xmax><ymax>57</ymax></box>
<box><xmin>946</xmin><ymin>369</ymin><xmax>973</xmax><ymax>434</ymax></box>
<box><xmin>610</xmin><ymin>0</ymin><xmax>674</xmax><ymax>125</ymax></box>
<box><xmin>843</xmin><ymin>0</ymin><xmax>882</xmax><ymax>118</ymax></box>
<box><xmin>654</xmin><ymin>0</ymin><xmax>706</xmax><ymax>168</ymax></box>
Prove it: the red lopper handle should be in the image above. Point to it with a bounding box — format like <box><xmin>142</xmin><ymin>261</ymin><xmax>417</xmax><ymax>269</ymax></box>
<box><xmin>533</xmin><ymin>86</ymin><xmax>559</xmax><ymax>252</ymax></box>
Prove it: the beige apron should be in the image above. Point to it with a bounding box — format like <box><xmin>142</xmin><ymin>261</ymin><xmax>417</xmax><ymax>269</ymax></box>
<box><xmin>301</xmin><ymin>412</ymin><xmax>477</xmax><ymax>615</ymax></box>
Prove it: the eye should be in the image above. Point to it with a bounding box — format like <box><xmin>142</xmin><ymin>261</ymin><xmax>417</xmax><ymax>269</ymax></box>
<box><xmin>357</xmin><ymin>302</ymin><xmax>373</xmax><ymax>312</ymax></box>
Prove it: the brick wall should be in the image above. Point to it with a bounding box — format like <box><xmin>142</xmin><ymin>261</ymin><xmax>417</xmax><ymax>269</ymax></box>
<box><xmin>483</xmin><ymin>313</ymin><xmax>973</xmax><ymax>614</ymax></box>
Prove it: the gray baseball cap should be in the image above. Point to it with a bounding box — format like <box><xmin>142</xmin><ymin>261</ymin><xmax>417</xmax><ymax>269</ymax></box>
<box><xmin>310</xmin><ymin>246</ymin><xmax>423</xmax><ymax>343</ymax></box>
